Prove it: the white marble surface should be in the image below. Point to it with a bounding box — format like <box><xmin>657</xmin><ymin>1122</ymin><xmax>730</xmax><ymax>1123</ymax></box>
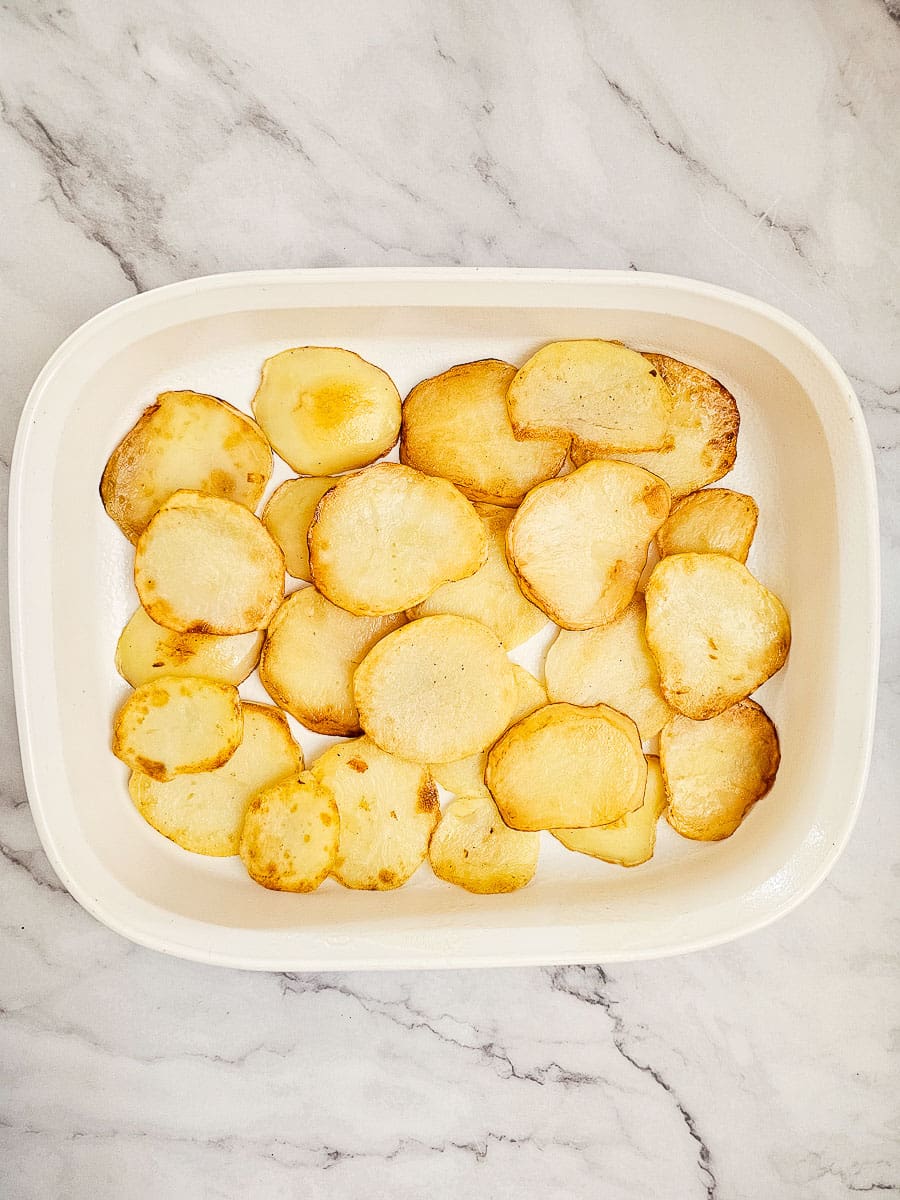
<box><xmin>1</xmin><ymin>2</ymin><xmax>898</xmax><ymax>1196</ymax></box>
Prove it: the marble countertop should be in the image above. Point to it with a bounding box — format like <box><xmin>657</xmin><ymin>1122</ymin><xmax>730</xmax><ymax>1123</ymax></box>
<box><xmin>1</xmin><ymin>2</ymin><xmax>897</xmax><ymax>1197</ymax></box>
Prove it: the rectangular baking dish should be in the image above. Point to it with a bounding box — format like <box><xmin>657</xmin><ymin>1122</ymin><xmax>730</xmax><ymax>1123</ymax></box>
<box><xmin>9</xmin><ymin>269</ymin><xmax>879</xmax><ymax>970</ymax></box>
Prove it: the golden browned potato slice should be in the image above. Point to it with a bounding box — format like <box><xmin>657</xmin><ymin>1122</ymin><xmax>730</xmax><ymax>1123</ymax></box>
<box><xmin>261</xmin><ymin>476</ymin><xmax>336</xmax><ymax>581</ymax></box>
<box><xmin>407</xmin><ymin>504</ymin><xmax>547</xmax><ymax>650</ymax></box>
<box><xmin>656</xmin><ymin>488</ymin><xmax>759</xmax><ymax>563</ymax></box>
<box><xmin>130</xmin><ymin>702</ymin><xmax>302</xmax><ymax>855</ymax></box>
<box><xmin>309</xmin><ymin>462</ymin><xmax>487</xmax><ymax>616</ymax></box>
<box><xmin>486</xmin><ymin>702</ymin><xmax>647</xmax><ymax>831</ymax></box>
<box><xmin>570</xmin><ymin>355</ymin><xmax>739</xmax><ymax>499</ymax></box>
<box><xmin>259</xmin><ymin>587</ymin><xmax>405</xmax><ymax>736</ymax></box>
<box><xmin>239</xmin><ymin>773</ymin><xmax>339</xmax><ymax>892</ymax></box>
<box><xmin>507</xmin><ymin>340</ymin><xmax>671</xmax><ymax>453</ymax></box>
<box><xmin>661</xmin><ymin>700</ymin><xmax>780</xmax><ymax>840</ymax></box>
<box><xmin>112</xmin><ymin>676</ymin><xmax>242</xmax><ymax>782</ymax></box>
<box><xmin>400</xmin><ymin>359</ymin><xmax>568</xmax><ymax>505</ymax></box>
<box><xmin>429</xmin><ymin>794</ymin><xmax>540</xmax><ymax>893</ymax></box>
<box><xmin>506</xmin><ymin>460</ymin><xmax>671</xmax><ymax>630</ymax></box>
<box><xmin>354</xmin><ymin>614</ymin><xmax>518</xmax><ymax>763</ymax></box>
<box><xmin>101</xmin><ymin>390</ymin><xmax>273</xmax><ymax>544</ymax></box>
<box><xmin>645</xmin><ymin>553</ymin><xmax>790</xmax><ymax>719</ymax></box>
<box><xmin>553</xmin><ymin>756</ymin><xmax>667</xmax><ymax>867</ymax></box>
<box><xmin>251</xmin><ymin>346</ymin><xmax>401</xmax><ymax>475</ymax></box>
<box><xmin>115</xmin><ymin>606</ymin><xmax>263</xmax><ymax>688</ymax></box>
<box><xmin>544</xmin><ymin>595</ymin><xmax>673</xmax><ymax>738</ymax></box>
<box><xmin>310</xmin><ymin>737</ymin><xmax>439</xmax><ymax>890</ymax></box>
<box><xmin>134</xmin><ymin>490</ymin><xmax>284</xmax><ymax>634</ymax></box>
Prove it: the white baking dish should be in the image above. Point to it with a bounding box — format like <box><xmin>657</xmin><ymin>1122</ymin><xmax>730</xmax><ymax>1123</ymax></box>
<box><xmin>9</xmin><ymin>269</ymin><xmax>879</xmax><ymax>970</ymax></box>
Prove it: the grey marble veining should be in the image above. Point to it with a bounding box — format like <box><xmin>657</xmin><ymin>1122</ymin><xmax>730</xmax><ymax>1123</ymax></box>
<box><xmin>0</xmin><ymin>2</ymin><xmax>898</xmax><ymax>1197</ymax></box>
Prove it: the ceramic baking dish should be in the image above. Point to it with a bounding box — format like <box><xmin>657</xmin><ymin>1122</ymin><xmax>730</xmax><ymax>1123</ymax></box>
<box><xmin>9</xmin><ymin>269</ymin><xmax>879</xmax><ymax>970</ymax></box>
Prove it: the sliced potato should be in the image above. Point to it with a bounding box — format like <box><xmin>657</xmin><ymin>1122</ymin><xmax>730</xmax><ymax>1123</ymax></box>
<box><xmin>101</xmin><ymin>390</ymin><xmax>272</xmax><ymax>544</ymax></box>
<box><xmin>645</xmin><ymin>553</ymin><xmax>790</xmax><ymax>719</ymax></box>
<box><xmin>311</xmin><ymin>737</ymin><xmax>439</xmax><ymax>890</ymax></box>
<box><xmin>115</xmin><ymin>606</ymin><xmax>263</xmax><ymax>688</ymax></box>
<box><xmin>261</xmin><ymin>476</ymin><xmax>336</xmax><ymax>581</ymax></box>
<box><xmin>661</xmin><ymin>700</ymin><xmax>780</xmax><ymax>840</ymax></box>
<box><xmin>400</xmin><ymin>359</ymin><xmax>568</xmax><ymax>505</ymax></box>
<box><xmin>429</xmin><ymin>794</ymin><xmax>540</xmax><ymax>893</ymax></box>
<box><xmin>251</xmin><ymin>346</ymin><xmax>401</xmax><ymax>475</ymax></box>
<box><xmin>507</xmin><ymin>340</ymin><xmax>671</xmax><ymax>453</ymax></box>
<box><xmin>506</xmin><ymin>460</ymin><xmax>671</xmax><ymax>630</ymax></box>
<box><xmin>239</xmin><ymin>773</ymin><xmax>339</xmax><ymax>892</ymax></box>
<box><xmin>486</xmin><ymin>702</ymin><xmax>647</xmax><ymax>831</ymax></box>
<box><xmin>259</xmin><ymin>587</ymin><xmax>405</xmax><ymax>736</ymax></box>
<box><xmin>407</xmin><ymin>504</ymin><xmax>547</xmax><ymax>649</ymax></box>
<box><xmin>309</xmin><ymin>462</ymin><xmax>487</xmax><ymax>616</ymax></box>
<box><xmin>354</xmin><ymin>614</ymin><xmax>518</xmax><ymax>763</ymax></box>
<box><xmin>113</xmin><ymin>675</ymin><xmax>242</xmax><ymax>782</ymax></box>
<box><xmin>544</xmin><ymin>595</ymin><xmax>673</xmax><ymax>738</ymax></box>
<box><xmin>129</xmin><ymin>702</ymin><xmax>302</xmax><ymax>855</ymax></box>
<box><xmin>134</xmin><ymin>490</ymin><xmax>284</xmax><ymax>634</ymax></box>
<box><xmin>656</xmin><ymin>488</ymin><xmax>758</xmax><ymax>563</ymax></box>
<box><xmin>553</xmin><ymin>756</ymin><xmax>667</xmax><ymax>867</ymax></box>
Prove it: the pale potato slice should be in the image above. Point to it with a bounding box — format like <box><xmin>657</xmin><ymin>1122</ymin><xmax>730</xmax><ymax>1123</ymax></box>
<box><xmin>553</xmin><ymin>756</ymin><xmax>667</xmax><ymax>867</ymax></box>
<box><xmin>309</xmin><ymin>462</ymin><xmax>487</xmax><ymax>616</ymax></box>
<box><xmin>101</xmin><ymin>390</ymin><xmax>273</xmax><ymax>544</ymax></box>
<box><xmin>261</xmin><ymin>476</ymin><xmax>336</xmax><ymax>581</ymax></box>
<box><xmin>115</xmin><ymin>606</ymin><xmax>263</xmax><ymax>688</ymax></box>
<box><xmin>259</xmin><ymin>588</ymin><xmax>405</xmax><ymax>735</ymax></box>
<box><xmin>400</xmin><ymin>359</ymin><xmax>568</xmax><ymax>505</ymax></box>
<box><xmin>113</xmin><ymin>676</ymin><xmax>242</xmax><ymax>781</ymax></box>
<box><xmin>311</xmin><ymin>737</ymin><xmax>439</xmax><ymax>890</ymax></box>
<box><xmin>135</xmin><ymin>490</ymin><xmax>284</xmax><ymax>634</ymax></box>
<box><xmin>129</xmin><ymin>702</ymin><xmax>302</xmax><ymax>855</ymax></box>
<box><xmin>239</xmin><ymin>773</ymin><xmax>339</xmax><ymax>892</ymax></box>
<box><xmin>570</xmin><ymin>354</ymin><xmax>739</xmax><ymax>498</ymax></box>
<box><xmin>354</xmin><ymin>614</ymin><xmax>518</xmax><ymax>763</ymax></box>
<box><xmin>506</xmin><ymin>460</ymin><xmax>671</xmax><ymax>630</ymax></box>
<box><xmin>656</xmin><ymin>488</ymin><xmax>758</xmax><ymax>563</ymax></box>
<box><xmin>251</xmin><ymin>346</ymin><xmax>401</xmax><ymax>475</ymax></box>
<box><xmin>645</xmin><ymin>553</ymin><xmax>790</xmax><ymax>719</ymax></box>
<box><xmin>507</xmin><ymin>340</ymin><xmax>671</xmax><ymax>453</ymax></box>
<box><xmin>544</xmin><ymin>595</ymin><xmax>673</xmax><ymax>738</ymax></box>
<box><xmin>486</xmin><ymin>702</ymin><xmax>647</xmax><ymax>831</ymax></box>
<box><xmin>429</xmin><ymin>794</ymin><xmax>540</xmax><ymax>893</ymax></box>
<box><xmin>407</xmin><ymin>504</ymin><xmax>547</xmax><ymax>650</ymax></box>
<box><xmin>661</xmin><ymin>700</ymin><xmax>780</xmax><ymax>840</ymax></box>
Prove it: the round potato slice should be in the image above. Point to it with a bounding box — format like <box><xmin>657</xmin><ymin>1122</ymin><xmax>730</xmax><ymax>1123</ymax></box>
<box><xmin>553</xmin><ymin>756</ymin><xmax>668</xmax><ymax>867</ymax></box>
<box><xmin>354</xmin><ymin>614</ymin><xmax>518</xmax><ymax>763</ymax></box>
<box><xmin>486</xmin><ymin>702</ymin><xmax>647</xmax><ymax>831</ymax></box>
<box><xmin>400</xmin><ymin>359</ymin><xmax>568</xmax><ymax>505</ymax></box>
<box><xmin>113</xmin><ymin>675</ymin><xmax>242</xmax><ymax>782</ymax></box>
<box><xmin>261</xmin><ymin>476</ymin><xmax>337</xmax><ymax>581</ymax></box>
<box><xmin>309</xmin><ymin>462</ymin><xmax>487</xmax><ymax>616</ymax></box>
<box><xmin>259</xmin><ymin>587</ymin><xmax>406</xmax><ymax>736</ymax></box>
<box><xmin>506</xmin><ymin>460</ymin><xmax>671</xmax><ymax>630</ymax></box>
<box><xmin>656</xmin><ymin>488</ymin><xmax>758</xmax><ymax>563</ymax></box>
<box><xmin>101</xmin><ymin>390</ymin><xmax>272</xmax><ymax>544</ymax></box>
<box><xmin>239</xmin><ymin>773</ymin><xmax>339</xmax><ymax>892</ymax></box>
<box><xmin>251</xmin><ymin>346</ymin><xmax>401</xmax><ymax>475</ymax></box>
<box><xmin>661</xmin><ymin>700</ymin><xmax>780</xmax><ymax>840</ymax></box>
<box><xmin>645</xmin><ymin>553</ymin><xmax>790</xmax><ymax>720</ymax></box>
<box><xmin>115</xmin><ymin>606</ymin><xmax>263</xmax><ymax>688</ymax></box>
<box><xmin>129</xmin><ymin>702</ymin><xmax>302</xmax><ymax>855</ymax></box>
<box><xmin>311</xmin><ymin>737</ymin><xmax>439</xmax><ymax>890</ymax></box>
<box><xmin>429</xmin><ymin>794</ymin><xmax>540</xmax><ymax>894</ymax></box>
<box><xmin>407</xmin><ymin>504</ymin><xmax>547</xmax><ymax>650</ymax></box>
<box><xmin>544</xmin><ymin>595</ymin><xmax>674</xmax><ymax>738</ymax></box>
<box><xmin>507</xmin><ymin>340</ymin><xmax>672</xmax><ymax>454</ymax></box>
<box><xmin>135</xmin><ymin>490</ymin><xmax>285</xmax><ymax>634</ymax></box>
